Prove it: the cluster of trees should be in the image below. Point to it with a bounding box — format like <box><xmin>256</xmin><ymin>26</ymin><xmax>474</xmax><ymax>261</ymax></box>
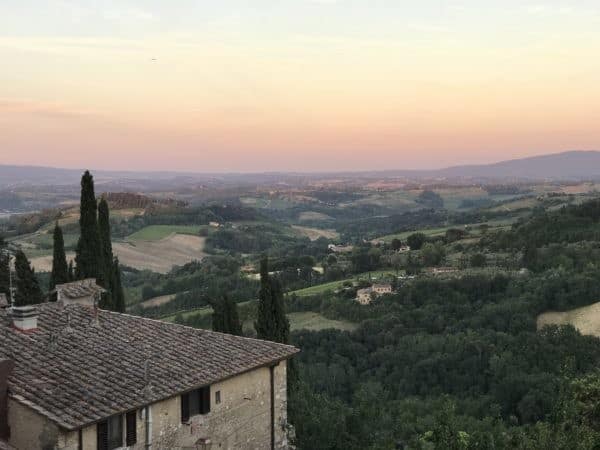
<box><xmin>1</xmin><ymin>171</ymin><xmax>125</xmax><ymax>310</ymax></box>
<box><xmin>64</xmin><ymin>171</ymin><xmax>124</xmax><ymax>311</ymax></box>
<box><xmin>131</xmin><ymin>257</ymin><xmax>260</xmax><ymax>318</ymax></box>
<box><xmin>0</xmin><ymin>236</ymin><xmax>44</xmax><ymax>306</ymax></box>
<box><xmin>416</xmin><ymin>190</ymin><xmax>444</xmax><ymax>209</ymax></box>
<box><xmin>484</xmin><ymin>199</ymin><xmax>600</xmax><ymax>252</ymax></box>
<box><xmin>287</xmin><ymin>266</ymin><xmax>600</xmax><ymax>448</ymax></box>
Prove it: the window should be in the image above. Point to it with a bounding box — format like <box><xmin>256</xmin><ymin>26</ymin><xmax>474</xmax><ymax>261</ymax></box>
<box><xmin>125</xmin><ymin>410</ymin><xmax>137</xmax><ymax>446</ymax></box>
<box><xmin>215</xmin><ymin>390</ymin><xmax>221</xmax><ymax>405</ymax></box>
<box><xmin>97</xmin><ymin>414</ymin><xmax>122</xmax><ymax>450</ymax></box>
<box><xmin>181</xmin><ymin>386</ymin><xmax>211</xmax><ymax>422</ymax></box>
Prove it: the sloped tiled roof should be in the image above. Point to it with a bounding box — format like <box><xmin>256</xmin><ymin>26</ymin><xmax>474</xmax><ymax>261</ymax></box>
<box><xmin>0</xmin><ymin>303</ymin><xmax>298</xmax><ymax>430</ymax></box>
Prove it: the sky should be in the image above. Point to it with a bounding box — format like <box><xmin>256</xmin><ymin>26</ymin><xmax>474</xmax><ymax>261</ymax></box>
<box><xmin>1</xmin><ymin>0</ymin><xmax>600</xmax><ymax>172</ymax></box>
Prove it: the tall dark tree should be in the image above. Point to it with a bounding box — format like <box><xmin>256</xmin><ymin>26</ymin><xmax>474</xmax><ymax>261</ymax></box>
<box><xmin>255</xmin><ymin>256</ymin><xmax>290</xmax><ymax>344</ymax></box>
<box><xmin>0</xmin><ymin>236</ymin><xmax>9</xmax><ymax>296</ymax></box>
<box><xmin>522</xmin><ymin>242</ymin><xmax>539</xmax><ymax>271</ymax></box>
<box><xmin>75</xmin><ymin>171</ymin><xmax>102</xmax><ymax>280</ymax></box>
<box><xmin>49</xmin><ymin>222</ymin><xmax>69</xmax><ymax>289</ymax></box>
<box><xmin>67</xmin><ymin>260</ymin><xmax>74</xmax><ymax>281</ymax></box>
<box><xmin>97</xmin><ymin>196</ymin><xmax>115</xmax><ymax>307</ymax></box>
<box><xmin>97</xmin><ymin>197</ymin><xmax>113</xmax><ymax>285</ymax></box>
<box><xmin>212</xmin><ymin>294</ymin><xmax>242</xmax><ymax>336</ymax></box>
<box><xmin>111</xmin><ymin>257</ymin><xmax>125</xmax><ymax>313</ymax></box>
<box><xmin>14</xmin><ymin>250</ymin><xmax>43</xmax><ymax>306</ymax></box>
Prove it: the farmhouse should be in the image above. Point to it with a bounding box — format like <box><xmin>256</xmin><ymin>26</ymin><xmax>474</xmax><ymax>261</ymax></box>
<box><xmin>0</xmin><ymin>303</ymin><xmax>298</xmax><ymax>450</ymax></box>
<box><xmin>355</xmin><ymin>283</ymin><xmax>393</xmax><ymax>305</ymax></box>
<box><xmin>327</xmin><ymin>244</ymin><xmax>354</xmax><ymax>254</ymax></box>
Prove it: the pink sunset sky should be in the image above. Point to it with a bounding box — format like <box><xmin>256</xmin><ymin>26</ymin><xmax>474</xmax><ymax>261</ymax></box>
<box><xmin>1</xmin><ymin>1</ymin><xmax>600</xmax><ymax>172</ymax></box>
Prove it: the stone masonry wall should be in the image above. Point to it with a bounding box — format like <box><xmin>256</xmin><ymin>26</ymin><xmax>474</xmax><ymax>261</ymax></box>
<box><xmin>9</xmin><ymin>361</ymin><xmax>289</xmax><ymax>450</ymax></box>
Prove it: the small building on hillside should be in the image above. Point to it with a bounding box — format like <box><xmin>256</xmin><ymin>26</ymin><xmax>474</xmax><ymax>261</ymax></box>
<box><xmin>0</xmin><ymin>294</ymin><xmax>7</xmax><ymax>309</ymax></box>
<box><xmin>356</xmin><ymin>288</ymin><xmax>374</xmax><ymax>305</ymax></box>
<box><xmin>327</xmin><ymin>244</ymin><xmax>354</xmax><ymax>254</ymax></box>
<box><xmin>0</xmin><ymin>303</ymin><xmax>298</xmax><ymax>450</ymax></box>
<box><xmin>372</xmin><ymin>283</ymin><xmax>393</xmax><ymax>295</ymax></box>
<box><xmin>428</xmin><ymin>267</ymin><xmax>458</xmax><ymax>275</ymax></box>
<box><xmin>51</xmin><ymin>279</ymin><xmax>105</xmax><ymax>307</ymax></box>
<box><xmin>356</xmin><ymin>283</ymin><xmax>393</xmax><ymax>305</ymax></box>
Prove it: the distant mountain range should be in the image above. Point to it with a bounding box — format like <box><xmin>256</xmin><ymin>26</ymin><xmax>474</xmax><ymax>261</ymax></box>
<box><xmin>432</xmin><ymin>151</ymin><xmax>600</xmax><ymax>180</ymax></box>
<box><xmin>2</xmin><ymin>151</ymin><xmax>600</xmax><ymax>188</ymax></box>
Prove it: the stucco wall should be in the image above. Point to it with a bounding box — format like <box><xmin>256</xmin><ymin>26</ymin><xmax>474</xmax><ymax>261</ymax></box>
<box><xmin>7</xmin><ymin>400</ymin><xmax>60</xmax><ymax>450</ymax></box>
<box><xmin>9</xmin><ymin>361</ymin><xmax>289</xmax><ymax>450</ymax></box>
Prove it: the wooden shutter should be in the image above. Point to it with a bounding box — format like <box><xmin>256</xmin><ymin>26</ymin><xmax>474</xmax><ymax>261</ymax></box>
<box><xmin>181</xmin><ymin>392</ymin><xmax>190</xmax><ymax>423</ymax></box>
<box><xmin>97</xmin><ymin>420</ymin><xmax>108</xmax><ymax>450</ymax></box>
<box><xmin>126</xmin><ymin>411</ymin><xmax>137</xmax><ymax>446</ymax></box>
<box><xmin>200</xmin><ymin>386</ymin><xmax>211</xmax><ymax>414</ymax></box>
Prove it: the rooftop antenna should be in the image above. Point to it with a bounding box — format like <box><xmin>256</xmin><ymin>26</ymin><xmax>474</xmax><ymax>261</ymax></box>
<box><xmin>142</xmin><ymin>359</ymin><xmax>153</xmax><ymax>397</ymax></box>
<box><xmin>90</xmin><ymin>295</ymin><xmax>100</xmax><ymax>328</ymax></box>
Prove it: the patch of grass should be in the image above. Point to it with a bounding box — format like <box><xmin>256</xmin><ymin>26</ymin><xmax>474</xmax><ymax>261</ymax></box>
<box><xmin>162</xmin><ymin>307</ymin><xmax>356</xmax><ymax>332</ymax></box>
<box><xmin>288</xmin><ymin>311</ymin><xmax>357</xmax><ymax>332</ymax></box>
<box><xmin>127</xmin><ymin>225</ymin><xmax>203</xmax><ymax>241</ymax></box>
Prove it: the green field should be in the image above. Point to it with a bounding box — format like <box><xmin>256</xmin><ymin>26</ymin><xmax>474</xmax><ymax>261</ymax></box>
<box><xmin>290</xmin><ymin>270</ymin><xmax>399</xmax><ymax>297</ymax></box>
<box><xmin>162</xmin><ymin>306</ymin><xmax>356</xmax><ymax>332</ymax></box>
<box><xmin>287</xmin><ymin>311</ymin><xmax>357</xmax><ymax>332</ymax></box>
<box><xmin>377</xmin><ymin>217</ymin><xmax>518</xmax><ymax>243</ymax></box>
<box><xmin>127</xmin><ymin>225</ymin><xmax>203</xmax><ymax>241</ymax></box>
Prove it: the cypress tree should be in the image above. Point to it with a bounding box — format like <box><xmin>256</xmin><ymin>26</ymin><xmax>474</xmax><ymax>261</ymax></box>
<box><xmin>67</xmin><ymin>260</ymin><xmax>74</xmax><ymax>281</ymax></box>
<box><xmin>111</xmin><ymin>257</ymin><xmax>125</xmax><ymax>313</ymax></box>
<box><xmin>49</xmin><ymin>222</ymin><xmax>69</xmax><ymax>289</ymax></box>
<box><xmin>0</xmin><ymin>236</ymin><xmax>9</xmax><ymax>296</ymax></box>
<box><xmin>75</xmin><ymin>170</ymin><xmax>102</xmax><ymax>280</ymax></box>
<box><xmin>97</xmin><ymin>197</ymin><xmax>114</xmax><ymax>305</ymax></box>
<box><xmin>255</xmin><ymin>257</ymin><xmax>275</xmax><ymax>339</ymax></box>
<box><xmin>213</xmin><ymin>294</ymin><xmax>242</xmax><ymax>336</ymax></box>
<box><xmin>255</xmin><ymin>256</ymin><xmax>290</xmax><ymax>343</ymax></box>
<box><xmin>14</xmin><ymin>250</ymin><xmax>43</xmax><ymax>306</ymax></box>
<box><xmin>212</xmin><ymin>297</ymin><xmax>225</xmax><ymax>333</ymax></box>
<box><xmin>98</xmin><ymin>197</ymin><xmax>113</xmax><ymax>279</ymax></box>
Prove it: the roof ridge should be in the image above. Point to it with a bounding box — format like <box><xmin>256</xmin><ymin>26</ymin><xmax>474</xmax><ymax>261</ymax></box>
<box><xmin>97</xmin><ymin>304</ymin><xmax>299</xmax><ymax>352</ymax></box>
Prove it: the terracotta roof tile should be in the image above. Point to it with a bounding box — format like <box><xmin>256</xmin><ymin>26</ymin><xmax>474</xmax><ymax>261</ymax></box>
<box><xmin>0</xmin><ymin>303</ymin><xmax>298</xmax><ymax>430</ymax></box>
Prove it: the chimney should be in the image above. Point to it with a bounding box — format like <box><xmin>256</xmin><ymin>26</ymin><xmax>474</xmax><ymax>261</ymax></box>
<box><xmin>11</xmin><ymin>306</ymin><xmax>38</xmax><ymax>332</ymax></box>
<box><xmin>0</xmin><ymin>359</ymin><xmax>14</xmax><ymax>440</ymax></box>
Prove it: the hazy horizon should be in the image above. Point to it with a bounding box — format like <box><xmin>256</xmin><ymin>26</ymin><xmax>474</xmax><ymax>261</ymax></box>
<box><xmin>2</xmin><ymin>1</ymin><xmax>600</xmax><ymax>171</ymax></box>
<box><xmin>1</xmin><ymin>149</ymin><xmax>599</xmax><ymax>175</ymax></box>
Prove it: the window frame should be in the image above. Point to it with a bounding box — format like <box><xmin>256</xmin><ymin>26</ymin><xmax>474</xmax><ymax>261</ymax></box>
<box><xmin>125</xmin><ymin>410</ymin><xmax>137</xmax><ymax>446</ymax></box>
<box><xmin>97</xmin><ymin>414</ymin><xmax>123</xmax><ymax>450</ymax></box>
<box><xmin>181</xmin><ymin>385</ymin><xmax>211</xmax><ymax>423</ymax></box>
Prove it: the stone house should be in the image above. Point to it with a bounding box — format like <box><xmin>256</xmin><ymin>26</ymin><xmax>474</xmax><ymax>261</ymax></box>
<box><xmin>355</xmin><ymin>288</ymin><xmax>374</xmax><ymax>305</ymax></box>
<box><xmin>371</xmin><ymin>284</ymin><xmax>392</xmax><ymax>295</ymax></box>
<box><xmin>355</xmin><ymin>283</ymin><xmax>393</xmax><ymax>305</ymax></box>
<box><xmin>0</xmin><ymin>303</ymin><xmax>298</xmax><ymax>450</ymax></box>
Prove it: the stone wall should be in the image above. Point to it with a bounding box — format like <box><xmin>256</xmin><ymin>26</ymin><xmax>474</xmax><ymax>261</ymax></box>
<box><xmin>8</xmin><ymin>361</ymin><xmax>289</xmax><ymax>450</ymax></box>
